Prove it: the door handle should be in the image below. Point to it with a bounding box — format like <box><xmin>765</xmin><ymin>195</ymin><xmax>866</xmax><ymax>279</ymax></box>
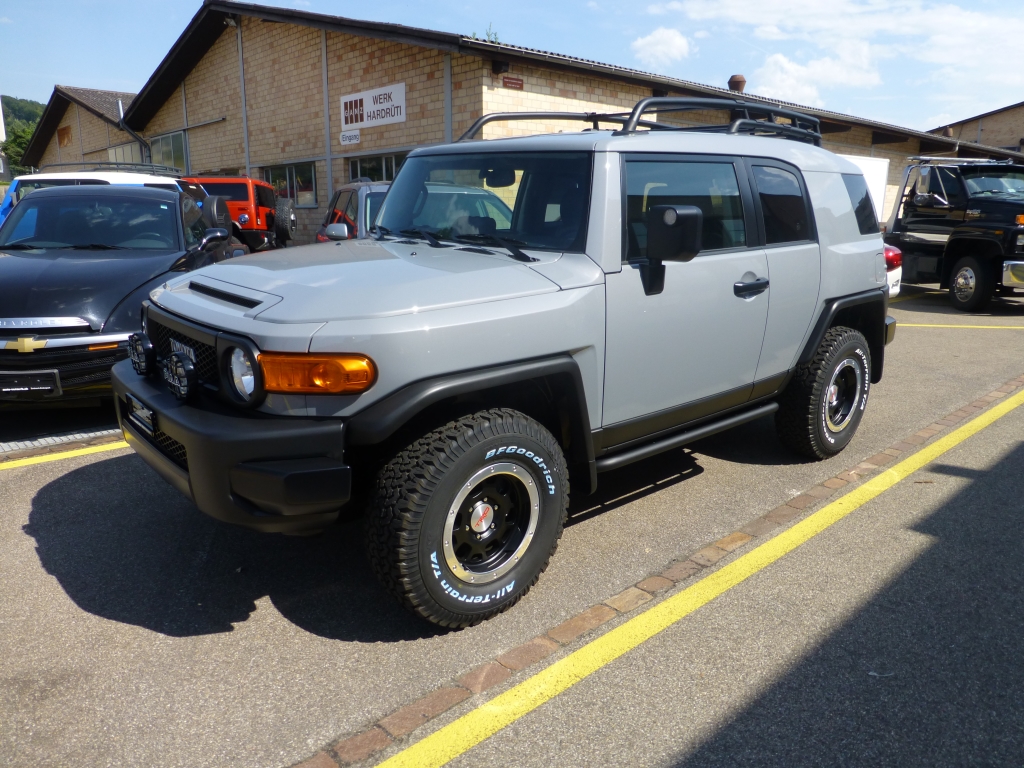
<box><xmin>734</xmin><ymin>277</ymin><xmax>769</xmax><ymax>298</ymax></box>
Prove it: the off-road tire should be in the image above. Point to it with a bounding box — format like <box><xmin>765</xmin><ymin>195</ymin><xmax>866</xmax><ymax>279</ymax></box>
<box><xmin>366</xmin><ymin>409</ymin><xmax>569</xmax><ymax>629</ymax></box>
<box><xmin>949</xmin><ymin>255</ymin><xmax>993</xmax><ymax>312</ymax></box>
<box><xmin>775</xmin><ymin>326</ymin><xmax>871</xmax><ymax>460</ymax></box>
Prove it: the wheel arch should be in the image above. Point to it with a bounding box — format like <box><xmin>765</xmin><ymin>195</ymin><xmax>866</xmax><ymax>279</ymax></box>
<box><xmin>798</xmin><ymin>288</ymin><xmax>887</xmax><ymax>384</ymax></box>
<box><xmin>346</xmin><ymin>355</ymin><xmax>597</xmax><ymax>493</ymax></box>
<box><xmin>940</xmin><ymin>237</ymin><xmax>1002</xmax><ymax>289</ymax></box>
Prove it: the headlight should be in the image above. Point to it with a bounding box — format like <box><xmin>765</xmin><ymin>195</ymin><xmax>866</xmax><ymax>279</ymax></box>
<box><xmin>128</xmin><ymin>332</ymin><xmax>156</xmax><ymax>376</ymax></box>
<box><xmin>239</xmin><ymin>213</ymin><xmax>250</xmax><ymax>225</ymax></box>
<box><xmin>230</xmin><ymin>347</ymin><xmax>256</xmax><ymax>400</ymax></box>
<box><xmin>260</xmin><ymin>353</ymin><xmax>376</xmax><ymax>394</ymax></box>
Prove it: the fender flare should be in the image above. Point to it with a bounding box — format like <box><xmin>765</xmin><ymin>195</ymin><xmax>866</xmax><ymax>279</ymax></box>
<box><xmin>798</xmin><ymin>288</ymin><xmax>888</xmax><ymax>383</ymax></box>
<box><xmin>346</xmin><ymin>355</ymin><xmax>597</xmax><ymax>491</ymax></box>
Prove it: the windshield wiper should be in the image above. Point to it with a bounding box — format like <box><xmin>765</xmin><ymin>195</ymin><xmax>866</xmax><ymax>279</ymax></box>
<box><xmin>370</xmin><ymin>225</ymin><xmax>391</xmax><ymax>240</ymax></box>
<box><xmin>66</xmin><ymin>243</ymin><xmax>130</xmax><ymax>250</ymax></box>
<box><xmin>453</xmin><ymin>234</ymin><xmax>538</xmax><ymax>262</ymax></box>
<box><xmin>0</xmin><ymin>242</ymin><xmax>46</xmax><ymax>250</ymax></box>
<box><xmin>400</xmin><ymin>228</ymin><xmax>450</xmax><ymax>248</ymax></box>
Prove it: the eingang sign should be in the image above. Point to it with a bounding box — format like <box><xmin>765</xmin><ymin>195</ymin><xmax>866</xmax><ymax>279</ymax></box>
<box><xmin>342</xmin><ymin>83</ymin><xmax>406</xmax><ymax>129</ymax></box>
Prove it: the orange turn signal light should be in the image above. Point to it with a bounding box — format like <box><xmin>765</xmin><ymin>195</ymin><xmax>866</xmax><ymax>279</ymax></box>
<box><xmin>1016</xmin><ymin>215</ymin><xmax>1024</xmax><ymax>225</ymax></box>
<box><xmin>260</xmin><ymin>353</ymin><xmax>376</xmax><ymax>394</ymax></box>
<box><xmin>88</xmin><ymin>342</ymin><xmax>120</xmax><ymax>351</ymax></box>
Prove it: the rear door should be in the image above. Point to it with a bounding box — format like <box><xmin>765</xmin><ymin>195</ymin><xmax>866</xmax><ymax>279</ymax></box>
<box><xmin>747</xmin><ymin>160</ymin><xmax>821</xmax><ymax>386</ymax></box>
<box><xmin>602</xmin><ymin>154</ymin><xmax>770</xmax><ymax>438</ymax></box>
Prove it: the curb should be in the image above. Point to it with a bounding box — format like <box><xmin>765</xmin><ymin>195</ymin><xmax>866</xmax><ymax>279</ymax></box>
<box><xmin>292</xmin><ymin>373</ymin><xmax>1024</xmax><ymax>767</ymax></box>
<box><xmin>0</xmin><ymin>431</ymin><xmax>124</xmax><ymax>463</ymax></box>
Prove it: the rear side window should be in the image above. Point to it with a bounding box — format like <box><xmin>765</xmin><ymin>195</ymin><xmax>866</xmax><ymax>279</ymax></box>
<box><xmin>751</xmin><ymin>165</ymin><xmax>811</xmax><ymax>244</ymax></box>
<box><xmin>624</xmin><ymin>160</ymin><xmax>746</xmax><ymax>260</ymax></box>
<box><xmin>841</xmin><ymin>174</ymin><xmax>879</xmax><ymax>235</ymax></box>
<box><xmin>203</xmin><ymin>183</ymin><xmax>250</xmax><ymax>202</ymax></box>
<box><xmin>256</xmin><ymin>185</ymin><xmax>276</xmax><ymax>209</ymax></box>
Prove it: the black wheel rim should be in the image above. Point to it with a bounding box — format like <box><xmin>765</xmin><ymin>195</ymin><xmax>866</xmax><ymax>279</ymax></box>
<box><xmin>825</xmin><ymin>358</ymin><xmax>863</xmax><ymax>433</ymax></box>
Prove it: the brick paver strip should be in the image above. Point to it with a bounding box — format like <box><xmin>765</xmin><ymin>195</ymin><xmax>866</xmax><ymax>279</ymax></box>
<box><xmin>636</xmin><ymin>575</ymin><xmax>674</xmax><ymax>593</ymax></box>
<box><xmin>738</xmin><ymin>517</ymin><xmax>780</xmax><ymax>537</ymax></box>
<box><xmin>457</xmin><ymin>662</ymin><xmax>511</xmax><ymax>694</ymax></box>
<box><xmin>331</xmin><ymin>727</ymin><xmax>392</xmax><ymax>765</ymax></box>
<box><xmin>661</xmin><ymin>559</ymin><xmax>704</xmax><ymax>582</ymax></box>
<box><xmin>714</xmin><ymin>531</ymin><xmax>753</xmax><ymax>551</ymax></box>
<box><xmin>289</xmin><ymin>376</ymin><xmax>1024</xmax><ymax>768</ymax></box>
<box><xmin>378</xmin><ymin>688</ymin><xmax>471</xmax><ymax>738</ymax></box>
<box><xmin>605</xmin><ymin>586</ymin><xmax>653</xmax><ymax>613</ymax></box>
<box><xmin>690</xmin><ymin>545</ymin><xmax>729</xmax><ymax>566</ymax></box>
<box><xmin>547</xmin><ymin>604</ymin><xmax>617</xmax><ymax>644</ymax></box>
<box><xmin>496</xmin><ymin>636</ymin><xmax>560</xmax><ymax>670</ymax></box>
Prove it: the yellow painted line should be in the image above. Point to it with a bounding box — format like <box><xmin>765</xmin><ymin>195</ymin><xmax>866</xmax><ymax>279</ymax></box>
<box><xmin>0</xmin><ymin>440</ymin><xmax>128</xmax><ymax>470</ymax></box>
<box><xmin>900</xmin><ymin>323</ymin><xmax>1024</xmax><ymax>329</ymax></box>
<box><xmin>379</xmin><ymin>386</ymin><xmax>1024</xmax><ymax>768</ymax></box>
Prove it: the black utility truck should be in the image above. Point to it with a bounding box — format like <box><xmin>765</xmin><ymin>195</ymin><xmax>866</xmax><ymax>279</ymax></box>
<box><xmin>884</xmin><ymin>157</ymin><xmax>1024</xmax><ymax>311</ymax></box>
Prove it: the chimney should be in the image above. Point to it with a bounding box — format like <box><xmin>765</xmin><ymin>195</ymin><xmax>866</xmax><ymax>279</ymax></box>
<box><xmin>942</xmin><ymin>126</ymin><xmax>954</xmax><ymax>138</ymax></box>
<box><xmin>728</xmin><ymin>74</ymin><xmax>746</xmax><ymax>93</ymax></box>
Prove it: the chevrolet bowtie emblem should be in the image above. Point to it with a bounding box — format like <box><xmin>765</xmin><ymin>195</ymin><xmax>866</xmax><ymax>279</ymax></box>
<box><xmin>6</xmin><ymin>336</ymin><xmax>48</xmax><ymax>353</ymax></box>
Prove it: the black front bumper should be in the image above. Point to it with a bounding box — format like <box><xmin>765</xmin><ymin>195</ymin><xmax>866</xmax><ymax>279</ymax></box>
<box><xmin>111</xmin><ymin>360</ymin><xmax>351</xmax><ymax>533</ymax></box>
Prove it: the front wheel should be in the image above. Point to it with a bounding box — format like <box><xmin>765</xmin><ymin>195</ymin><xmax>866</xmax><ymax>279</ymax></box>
<box><xmin>949</xmin><ymin>255</ymin><xmax>993</xmax><ymax>312</ymax></box>
<box><xmin>366</xmin><ymin>409</ymin><xmax>569</xmax><ymax>628</ymax></box>
<box><xmin>775</xmin><ymin>326</ymin><xmax>871</xmax><ymax>460</ymax></box>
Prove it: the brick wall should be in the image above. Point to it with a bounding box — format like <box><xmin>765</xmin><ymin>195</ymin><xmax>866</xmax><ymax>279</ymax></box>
<box><xmin>182</xmin><ymin>27</ymin><xmax>246</xmax><ymax>173</ymax></box>
<box><xmin>947</xmin><ymin>105</ymin><xmax>1024</xmax><ymax>151</ymax></box>
<box><xmin>144</xmin><ymin>87</ymin><xmax>185</xmax><ymax>138</ymax></box>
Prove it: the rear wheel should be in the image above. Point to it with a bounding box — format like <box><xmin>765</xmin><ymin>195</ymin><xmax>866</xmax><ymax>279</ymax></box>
<box><xmin>775</xmin><ymin>326</ymin><xmax>871</xmax><ymax>460</ymax></box>
<box><xmin>949</xmin><ymin>255</ymin><xmax>993</xmax><ymax>312</ymax></box>
<box><xmin>366</xmin><ymin>409</ymin><xmax>568</xmax><ymax>628</ymax></box>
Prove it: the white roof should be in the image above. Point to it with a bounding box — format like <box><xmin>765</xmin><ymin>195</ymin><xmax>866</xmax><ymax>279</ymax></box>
<box><xmin>14</xmin><ymin>171</ymin><xmax>178</xmax><ymax>184</ymax></box>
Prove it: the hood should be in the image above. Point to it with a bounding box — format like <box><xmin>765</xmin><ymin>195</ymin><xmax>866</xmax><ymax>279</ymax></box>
<box><xmin>0</xmin><ymin>247</ymin><xmax>183</xmax><ymax>331</ymax></box>
<box><xmin>174</xmin><ymin>239</ymin><xmax>562</xmax><ymax>323</ymax></box>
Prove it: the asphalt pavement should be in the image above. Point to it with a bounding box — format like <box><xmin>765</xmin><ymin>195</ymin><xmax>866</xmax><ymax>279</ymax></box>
<box><xmin>2</xmin><ymin>284</ymin><xmax>1024</xmax><ymax>768</ymax></box>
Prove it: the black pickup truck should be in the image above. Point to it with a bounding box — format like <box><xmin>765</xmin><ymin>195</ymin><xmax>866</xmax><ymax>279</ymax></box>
<box><xmin>884</xmin><ymin>158</ymin><xmax>1024</xmax><ymax>311</ymax></box>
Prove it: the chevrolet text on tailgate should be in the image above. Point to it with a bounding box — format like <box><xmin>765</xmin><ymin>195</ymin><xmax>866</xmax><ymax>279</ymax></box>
<box><xmin>114</xmin><ymin>97</ymin><xmax>896</xmax><ymax>628</ymax></box>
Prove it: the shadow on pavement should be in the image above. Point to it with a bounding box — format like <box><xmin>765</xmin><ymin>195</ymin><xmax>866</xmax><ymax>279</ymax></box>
<box><xmin>25</xmin><ymin>454</ymin><xmax>435</xmax><ymax>642</ymax></box>
<box><xmin>690</xmin><ymin>415</ymin><xmax>805</xmax><ymax>467</ymax></box>
<box><xmin>567</xmin><ymin>448</ymin><xmax>703</xmax><ymax>527</ymax></box>
<box><xmin>0</xmin><ymin>400</ymin><xmax>117</xmax><ymax>442</ymax></box>
<box><xmin>672</xmin><ymin>441</ymin><xmax>1024</xmax><ymax>766</ymax></box>
<box><xmin>893</xmin><ymin>283</ymin><xmax>1024</xmax><ymax>318</ymax></box>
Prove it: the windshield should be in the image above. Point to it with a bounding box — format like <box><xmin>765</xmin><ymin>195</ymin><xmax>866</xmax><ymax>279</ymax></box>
<box><xmin>14</xmin><ymin>179</ymin><xmax>90</xmax><ymax>202</ymax></box>
<box><xmin>201</xmin><ymin>182</ymin><xmax>250</xmax><ymax>202</ymax></box>
<box><xmin>377</xmin><ymin>152</ymin><xmax>591</xmax><ymax>252</ymax></box>
<box><xmin>0</xmin><ymin>195</ymin><xmax>180</xmax><ymax>251</ymax></box>
<box><xmin>961</xmin><ymin>168</ymin><xmax>1024</xmax><ymax>198</ymax></box>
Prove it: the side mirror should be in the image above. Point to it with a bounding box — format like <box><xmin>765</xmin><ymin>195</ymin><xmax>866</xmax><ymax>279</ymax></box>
<box><xmin>325</xmin><ymin>222</ymin><xmax>350</xmax><ymax>241</ymax></box>
<box><xmin>639</xmin><ymin>205</ymin><xmax>702</xmax><ymax>295</ymax></box>
<box><xmin>199</xmin><ymin>227</ymin><xmax>230</xmax><ymax>252</ymax></box>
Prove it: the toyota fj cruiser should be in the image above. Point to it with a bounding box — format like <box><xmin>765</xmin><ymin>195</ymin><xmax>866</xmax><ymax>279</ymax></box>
<box><xmin>884</xmin><ymin>157</ymin><xmax>1024</xmax><ymax>311</ymax></box>
<box><xmin>113</xmin><ymin>97</ymin><xmax>896</xmax><ymax>628</ymax></box>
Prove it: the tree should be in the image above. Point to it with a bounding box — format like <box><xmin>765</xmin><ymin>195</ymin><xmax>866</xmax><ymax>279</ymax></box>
<box><xmin>2</xmin><ymin>120</ymin><xmax>37</xmax><ymax>175</ymax></box>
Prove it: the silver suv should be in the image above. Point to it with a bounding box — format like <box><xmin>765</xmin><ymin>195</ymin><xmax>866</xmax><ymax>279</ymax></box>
<box><xmin>113</xmin><ymin>97</ymin><xmax>896</xmax><ymax>628</ymax></box>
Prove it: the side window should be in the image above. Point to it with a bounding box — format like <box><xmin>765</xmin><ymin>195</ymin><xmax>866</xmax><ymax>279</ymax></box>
<box><xmin>935</xmin><ymin>167</ymin><xmax>965</xmax><ymax>205</ymax></box>
<box><xmin>841</xmin><ymin>174</ymin><xmax>879</xmax><ymax>235</ymax></box>
<box><xmin>624</xmin><ymin>160</ymin><xmax>746</xmax><ymax>261</ymax></box>
<box><xmin>751</xmin><ymin>165</ymin><xmax>811</xmax><ymax>244</ymax></box>
<box><xmin>181</xmin><ymin>197</ymin><xmax>207</xmax><ymax>247</ymax></box>
<box><xmin>345</xmin><ymin>192</ymin><xmax>359</xmax><ymax>235</ymax></box>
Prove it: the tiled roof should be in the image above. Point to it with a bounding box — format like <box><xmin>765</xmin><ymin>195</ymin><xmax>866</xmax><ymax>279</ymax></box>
<box><xmin>56</xmin><ymin>85</ymin><xmax>136</xmax><ymax>124</ymax></box>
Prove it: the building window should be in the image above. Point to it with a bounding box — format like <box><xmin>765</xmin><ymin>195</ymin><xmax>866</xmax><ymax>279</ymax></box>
<box><xmin>349</xmin><ymin>153</ymin><xmax>406</xmax><ymax>183</ymax></box>
<box><xmin>263</xmin><ymin>162</ymin><xmax>317</xmax><ymax>207</ymax></box>
<box><xmin>108</xmin><ymin>142</ymin><xmax>143</xmax><ymax>165</ymax></box>
<box><xmin>150</xmin><ymin>131</ymin><xmax>188</xmax><ymax>172</ymax></box>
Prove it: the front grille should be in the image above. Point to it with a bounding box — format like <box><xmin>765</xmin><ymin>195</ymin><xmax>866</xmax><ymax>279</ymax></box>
<box><xmin>154</xmin><ymin>429</ymin><xmax>188</xmax><ymax>471</ymax></box>
<box><xmin>0</xmin><ymin>347</ymin><xmax>126</xmax><ymax>390</ymax></box>
<box><xmin>148</xmin><ymin>319</ymin><xmax>218</xmax><ymax>385</ymax></box>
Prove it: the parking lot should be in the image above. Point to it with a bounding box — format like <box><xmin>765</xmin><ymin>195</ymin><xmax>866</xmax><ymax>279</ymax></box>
<box><xmin>3</xmin><ymin>283</ymin><xmax>1024</xmax><ymax>768</ymax></box>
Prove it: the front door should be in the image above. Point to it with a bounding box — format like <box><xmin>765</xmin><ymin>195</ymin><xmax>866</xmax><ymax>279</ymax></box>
<box><xmin>602</xmin><ymin>155</ymin><xmax>769</xmax><ymax>444</ymax></box>
<box><xmin>900</xmin><ymin>166</ymin><xmax>965</xmax><ymax>280</ymax></box>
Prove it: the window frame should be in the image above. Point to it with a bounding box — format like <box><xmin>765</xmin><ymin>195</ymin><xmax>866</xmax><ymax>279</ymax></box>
<box><xmin>743</xmin><ymin>157</ymin><xmax>817</xmax><ymax>248</ymax></box>
<box><xmin>262</xmin><ymin>163</ymin><xmax>318</xmax><ymax>208</ymax></box>
<box><xmin>149</xmin><ymin>131</ymin><xmax>189</xmax><ymax>173</ymax></box>
<box><xmin>620</xmin><ymin>152</ymin><xmax>760</xmax><ymax>263</ymax></box>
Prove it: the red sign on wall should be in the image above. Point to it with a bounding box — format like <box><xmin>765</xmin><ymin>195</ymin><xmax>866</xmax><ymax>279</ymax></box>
<box><xmin>502</xmin><ymin>76</ymin><xmax>524</xmax><ymax>90</ymax></box>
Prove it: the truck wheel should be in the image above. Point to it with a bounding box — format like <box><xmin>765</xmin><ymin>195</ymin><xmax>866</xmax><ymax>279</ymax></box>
<box><xmin>775</xmin><ymin>326</ymin><xmax>871</xmax><ymax>460</ymax></box>
<box><xmin>949</xmin><ymin>256</ymin><xmax>993</xmax><ymax>312</ymax></box>
<box><xmin>367</xmin><ymin>408</ymin><xmax>569</xmax><ymax>628</ymax></box>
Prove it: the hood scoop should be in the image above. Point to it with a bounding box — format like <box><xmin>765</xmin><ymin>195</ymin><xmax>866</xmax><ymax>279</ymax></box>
<box><xmin>154</xmin><ymin>275</ymin><xmax>283</xmax><ymax>319</ymax></box>
<box><xmin>188</xmin><ymin>281</ymin><xmax>262</xmax><ymax>309</ymax></box>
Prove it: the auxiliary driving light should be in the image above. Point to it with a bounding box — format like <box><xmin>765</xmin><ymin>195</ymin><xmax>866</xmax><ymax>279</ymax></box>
<box><xmin>129</xmin><ymin>333</ymin><xmax>156</xmax><ymax>376</ymax></box>
<box><xmin>163</xmin><ymin>351</ymin><xmax>198</xmax><ymax>400</ymax></box>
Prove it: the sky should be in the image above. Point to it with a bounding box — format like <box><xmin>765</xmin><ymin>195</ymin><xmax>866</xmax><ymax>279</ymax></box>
<box><xmin>2</xmin><ymin>0</ymin><xmax>1023</xmax><ymax>132</ymax></box>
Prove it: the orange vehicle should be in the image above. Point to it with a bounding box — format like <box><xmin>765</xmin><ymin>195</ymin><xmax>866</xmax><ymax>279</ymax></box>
<box><xmin>184</xmin><ymin>176</ymin><xmax>280</xmax><ymax>251</ymax></box>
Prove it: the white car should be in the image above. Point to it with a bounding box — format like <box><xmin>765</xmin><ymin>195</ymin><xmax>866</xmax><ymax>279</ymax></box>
<box><xmin>885</xmin><ymin>244</ymin><xmax>902</xmax><ymax>298</ymax></box>
<box><xmin>0</xmin><ymin>168</ymin><xmax>206</xmax><ymax>227</ymax></box>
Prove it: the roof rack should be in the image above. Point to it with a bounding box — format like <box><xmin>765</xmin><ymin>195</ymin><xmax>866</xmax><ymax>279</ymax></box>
<box><xmin>457</xmin><ymin>97</ymin><xmax>822</xmax><ymax>146</ymax></box>
<box><xmin>37</xmin><ymin>161</ymin><xmax>184</xmax><ymax>176</ymax></box>
<box><xmin>908</xmin><ymin>156</ymin><xmax>1017</xmax><ymax>165</ymax></box>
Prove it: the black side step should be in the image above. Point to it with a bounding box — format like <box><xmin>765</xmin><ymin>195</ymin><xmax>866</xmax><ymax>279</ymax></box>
<box><xmin>595</xmin><ymin>402</ymin><xmax>779</xmax><ymax>473</ymax></box>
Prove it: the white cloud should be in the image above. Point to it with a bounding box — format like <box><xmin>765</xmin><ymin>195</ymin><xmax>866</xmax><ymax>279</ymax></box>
<box><xmin>631</xmin><ymin>27</ymin><xmax>690</xmax><ymax>69</ymax></box>
<box><xmin>693</xmin><ymin>29</ymin><xmax>709</xmax><ymax>38</ymax></box>
<box><xmin>752</xmin><ymin>40</ymin><xmax>880</xmax><ymax>107</ymax></box>
<box><xmin>0</xmin><ymin>17</ymin><xmax>12</xmax><ymax>23</ymax></box>
<box><xmin>587</xmin><ymin>1</ymin><xmax>600</xmax><ymax>8</ymax></box>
